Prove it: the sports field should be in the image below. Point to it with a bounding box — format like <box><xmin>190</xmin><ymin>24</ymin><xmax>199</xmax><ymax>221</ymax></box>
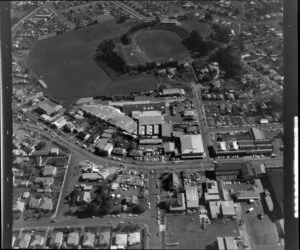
<box><xmin>133</xmin><ymin>29</ymin><xmax>189</xmax><ymax>63</ymax></box>
<box><xmin>26</xmin><ymin>20</ymin><xmax>158</xmax><ymax>106</ymax></box>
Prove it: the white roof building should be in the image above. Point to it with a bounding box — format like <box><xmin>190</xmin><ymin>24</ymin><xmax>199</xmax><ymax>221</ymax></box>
<box><xmin>43</xmin><ymin>166</ymin><xmax>57</xmax><ymax>177</ymax></box>
<box><xmin>128</xmin><ymin>232</ymin><xmax>141</xmax><ymax>245</ymax></box>
<box><xmin>180</xmin><ymin>134</ymin><xmax>205</xmax><ymax>158</ymax></box>
<box><xmin>115</xmin><ymin>233</ymin><xmax>128</xmax><ymax>247</ymax></box>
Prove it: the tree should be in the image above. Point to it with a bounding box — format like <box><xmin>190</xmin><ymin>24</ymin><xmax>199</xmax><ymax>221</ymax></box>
<box><xmin>132</xmin><ymin>199</ymin><xmax>147</xmax><ymax>214</ymax></box>
<box><xmin>35</xmin><ymin>141</ymin><xmax>46</xmax><ymax>151</ymax></box>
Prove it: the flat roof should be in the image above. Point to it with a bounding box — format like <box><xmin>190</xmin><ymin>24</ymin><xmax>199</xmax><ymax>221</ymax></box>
<box><xmin>139</xmin><ymin>115</ymin><xmax>164</xmax><ymax>125</ymax></box>
<box><xmin>81</xmin><ymin>105</ymin><xmax>137</xmax><ymax>134</ymax></box>
<box><xmin>224</xmin><ymin>237</ymin><xmax>239</xmax><ymax>250</ymax></box>
<box><xmin>185</xmin><ymin>185</ymin><xmax>199</xmax><ymax>208</ymax></box>
<box><xmin>180</xmin><ymin>134</ymin><xmax>204</xmax><ymax>155</ymax></box>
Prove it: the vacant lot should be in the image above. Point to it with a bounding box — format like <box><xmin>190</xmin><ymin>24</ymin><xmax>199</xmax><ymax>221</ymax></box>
<box><xmin>27</xmin><ymin>20</ymin><xmax>158</xmax><ymax>106</ymax></box>
<box><xmin>133</xmin><ymin>29</ymin><xmax>189</xmax><ymax>63</ymax></box>
<box><xmin>165</xmin><ymin>215</ymin><xmax>238</xmax><ymax>249</ymax></box>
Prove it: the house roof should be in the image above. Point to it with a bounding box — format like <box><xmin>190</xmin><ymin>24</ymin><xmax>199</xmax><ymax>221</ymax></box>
<box><xmin>29</xmin><ymin>198</ymin><xmax>41</xmax><ymax>208</ymax></box>
<box><xmin>99</xmin><ymin>231</ymin><xmax>111</xmax><ymax>245</ymax></box>
<box><xmin>54</xmin><ymin>232</ymin><xmax>63</xmax><ymax>246</ymax></box>
<box><xmin>78</xmin><ymin>191</ymin><xmax>92</xmax><ymax>203</ymax></box>
<box><xmin>128</xmin><ymin>232</ymin><xmax>141</xmax><ymax>245</ymax></box>
<box><xmin>40</xmin><ymin>197</ymin><xmax>53</xmax><ymax>210</ymax></box>
<box><xmin>43</xmin><ymin>166</ymin><xmax>57</xmax><ymax>176</ymax></box>
<box><xmin>19</xmin><ymin>234</ymin><xmax>31</xmax><ymax>249</ymax></box>
<box><xmin>115</xmin><ymin>234</ymin><xmax>128</xmax><ymax>247</ymax></box>
<box><xmin>180</xmin><ymin>134</ymin><xmax>204</xmax><ymax>155</ymax></box>
<box><xmin>82</xmin><ymin>232</ymin><xmax>95</xmax><ymax>247</ymax></box>
<box><xmin>13</xmin><ymin>200</ymin><xmax>26</xmax><ymax>212</ymax></box>
<box><xmin>67</xmin><ymin>232</ymin><xmax>79</xmax><ymax>246</ymax></box>
<box><xmin>30</xmin><ymin>235</ymin><xmax>44</xmax><ymax>247</ymax></box>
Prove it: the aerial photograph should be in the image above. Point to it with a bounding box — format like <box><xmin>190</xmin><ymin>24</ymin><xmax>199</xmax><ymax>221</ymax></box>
<box><xmin>11</xmin><ymin>0</ymin><xmax>284</xmax><ymax>249</ymax></box>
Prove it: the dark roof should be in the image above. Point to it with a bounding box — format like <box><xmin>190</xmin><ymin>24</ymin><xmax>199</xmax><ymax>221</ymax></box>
<box><xmin>267</xmin><ymin>169</ymin><xmax>284</xmax><ymax>215</ymax></box>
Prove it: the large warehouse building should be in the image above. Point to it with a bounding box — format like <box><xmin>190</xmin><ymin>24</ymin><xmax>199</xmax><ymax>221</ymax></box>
<box><xmin>180</xmin><ymin>134</ymin><xmax>205</xmax><ymax>159</ymax></box>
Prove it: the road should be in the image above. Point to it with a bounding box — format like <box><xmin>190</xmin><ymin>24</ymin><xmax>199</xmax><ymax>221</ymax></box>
<box><xmin>11</xmin><ymin>2</ymin><xmax>48</xmax><ymax>36</ymax></box>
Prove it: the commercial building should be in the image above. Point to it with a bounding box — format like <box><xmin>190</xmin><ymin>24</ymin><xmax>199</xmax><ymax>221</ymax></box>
<box><xmin>250</xmin><ymin>127</ymin><xmax>265</xmax><ymax>140</ymax></box>
<box><xmin>137</xmin><ymin>111</ymin><xmax>164</xmax><ymax>126</ymax></box>
<box><xmin>161</xmin><ymin>88</ymin><xmax>186</xmax><ymax>96</ymax></box>
<box><xmin>234</xmin><ymin>189</ymin><xmax>260</xmax><ymax>201</ymax></box>
<box><xmin>209</xmin><ymin>201</ymin><xmax>236</xmax><ymax>219</ymax></box>
<box><xmin>81</xmin><ymin>105</ymin><xmax>137</xmax><ymax>135</ymax></box>
<box><xmin>52</xmin><ymin>116</ymin><xmax>68</xmax><ymax>129</ymax></box>
<box><xmin>36</xmin><ymin>100</ymin><xmax>62</xmax><ymax>116</ymax></box>
<box><xmin>215</xmin><ymin>163</ymin><xmax>244</xmax><ymax>180</ymax></box>
<box><xmin>170</xmin><ymin>193</ymin><xmax>186</xmax><ymax>212</ymax></box>
<box><xmin>161</xmin><ymin>122</ymin><xmax>173</xmax><ymax>138</ymax></box>
<box><xmin>217</xmin><ymin>236</ymin><xmax>239</xmax><ymax>250</ymax></box>
<box><xmin>164</xmin><ymin>142</ymin><xmax>175</xmax><ymax>154</ymax></box>
<box><xmin>122</xmin><ymin>102</ymin><xmax>166</xmax><ymax>116</ymax></box>
<box><xmin>180</xmin><ymin>134</ymin><xmax>205</xmax><ymax>159</ymax></box>
<box><xmin>185</xmin><ymin>185</ymin><xmax>199</xmax><ymax>208</ymax></box>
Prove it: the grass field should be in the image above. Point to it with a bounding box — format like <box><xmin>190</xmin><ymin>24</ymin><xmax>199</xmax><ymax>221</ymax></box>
<box><xmin>133</xmin><ymin>29</ymin><xmax>189</xmax><ymax>63</ymax></box>
<box><xmin>165</xmin><ymin>215</ymin><xmax>238</xmax><ymax>249</ymax></box>
<box><xmin>27</xmin><ymin>20</ymin><xmax>158</xmax><ymax>107</ymax></box>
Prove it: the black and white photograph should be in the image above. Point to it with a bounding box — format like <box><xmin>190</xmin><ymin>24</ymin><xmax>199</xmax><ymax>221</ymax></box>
<box><xmin>0</xmin><ymin>0</ymin><xmax>298</xmax><ymax>249</ymax></box>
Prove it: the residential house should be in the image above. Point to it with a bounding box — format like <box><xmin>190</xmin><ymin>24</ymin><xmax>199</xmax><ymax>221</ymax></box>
<box><xmin>82</xmin><ymin>232</ymin><xmax>95</xmax><ymax>248</ymax></box>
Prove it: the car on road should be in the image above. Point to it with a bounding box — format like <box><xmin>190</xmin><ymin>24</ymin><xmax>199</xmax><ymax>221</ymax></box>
<box><xmin>133</xmin><ymin>214</ymin><xmax>137</xmax><ymax>217</ymax></box>
<box><xmin>128</xmin><ymin>214</ymin><xmax>133</xmax><ymax>217</ymax></box>
<box><xmin>157</xmin><ymin>220</ymin><xmax>160</xmax><ymax>225</ymax></box>
<box><xmin>50</xmin><ymin>219</ymin><xmax>57</xmax><ymax>223</ymax></box>
<box><xmin>119</xmin><ymin>221</ymin><xmax>124</xmax><ymax>224</ymax></box>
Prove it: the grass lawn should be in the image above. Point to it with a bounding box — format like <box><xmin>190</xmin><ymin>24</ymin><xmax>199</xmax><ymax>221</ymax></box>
<box><xmin>133</xmin><ymin>29</ymin><xmax>189</xmax><ymax>63</ymax></box>
<box><xmin>27</xmin><ymin>20</ymin><xmax>158</xmax><ymax>107</ymax></box>
<box><xmin>165</xmin><ymin>215</ymin><xmax>239</xmax><ymax>249</ymax></box>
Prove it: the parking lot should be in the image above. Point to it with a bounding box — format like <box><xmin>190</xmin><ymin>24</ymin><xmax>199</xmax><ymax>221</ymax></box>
<box><xmin>241</xmin><ymin>201</ymin><xmax>281</xmax><ymax>250</ymax></box>
<box><xmin>165</xmin><ymin>215</ymin><xmax>238</xmax><ymax>249</ymax></box>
